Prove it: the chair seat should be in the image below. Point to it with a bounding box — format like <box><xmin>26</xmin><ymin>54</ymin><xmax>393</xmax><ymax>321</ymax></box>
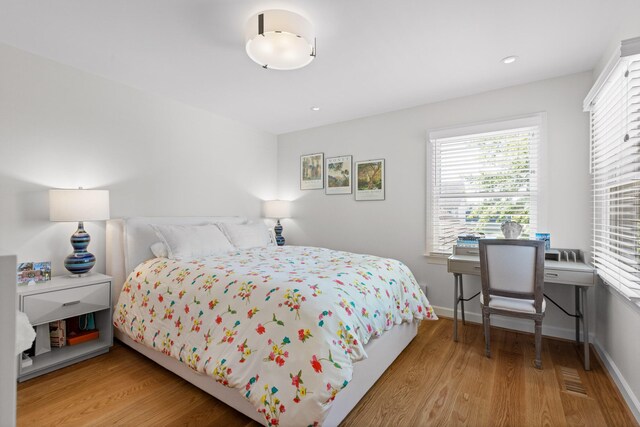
<box><xmin>481</xmin><ymin>292</ymin><xmax>546</xmax><ymax>314</ymax></box>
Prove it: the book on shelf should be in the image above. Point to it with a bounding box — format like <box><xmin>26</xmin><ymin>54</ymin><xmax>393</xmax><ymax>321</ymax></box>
<box><xmin>65</xmin><ymin>313</ymin><xmax>100</xmax><ymax>345</ymax></box>
<box><xmin>42</xmin><ymin>315</ymin><xmax>101</xmax><ymax>347</ymax></box>
<box><xmin>535</xmin><ymin>232</ymin><xmax>551</xmax><ymax>250</ymax></box>
<box><xmin>456</xmin><ymin>232</ymin><xmax>486</xmax><ymax>247</ymax></box>
<box><xmin>49</xmin><ymin>319</ymin><xmax>66</xmax><ymax>348</ymax></box>
<box><xmin>67</xmin><ymin>330</ymin><xmax>99</xmax><ymax>346</ymax></box>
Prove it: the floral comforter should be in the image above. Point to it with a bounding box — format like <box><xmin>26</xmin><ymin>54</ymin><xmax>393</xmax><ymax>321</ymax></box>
<box><xmin>113</xmin><ymin>246</ymin><xmax>436</xmax><ymax>426</ymax></box>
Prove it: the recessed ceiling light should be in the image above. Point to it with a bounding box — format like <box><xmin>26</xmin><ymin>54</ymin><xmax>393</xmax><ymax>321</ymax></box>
<box><xmin>310</xmin><ymin>106</ymin><xmax>320</xmax><ymax>111</ymax></box>
<box><xmin>501</xmin><ymin>55</ymin><xmax>518</xmax><ymax>64</ymax></box>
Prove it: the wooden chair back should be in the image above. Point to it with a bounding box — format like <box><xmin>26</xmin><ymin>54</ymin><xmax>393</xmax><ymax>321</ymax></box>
<box><xmin>479</xmin><ymin>239</ymin><xmax>545</xmax><ymax>313</ymax></box>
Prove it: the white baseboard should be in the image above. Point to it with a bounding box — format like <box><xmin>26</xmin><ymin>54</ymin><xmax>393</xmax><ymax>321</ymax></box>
<box><xmin>593</xmin><ymin>339</ymin><xmax>640</xmax><ymax>423</ymax></box>
<box><xmin>432</xmin><ymin>305</ymin><xmax>595</xmax><ymax>342</ymax></box>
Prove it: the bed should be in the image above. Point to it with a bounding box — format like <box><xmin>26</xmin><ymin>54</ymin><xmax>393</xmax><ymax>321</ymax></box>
<box><xmin>106</xmin><ymin>217</ymin><xmax>436</xmax><ymax>426</ymax></box>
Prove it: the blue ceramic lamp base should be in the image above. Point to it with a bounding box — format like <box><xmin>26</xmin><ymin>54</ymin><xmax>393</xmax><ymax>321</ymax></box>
<box><xmin>274</xmin><ymin>219</ymin><xmax>285</xmax><ymax>246</ymax></box>
<box><xmin>64</xmin><ymin>221</ymin><xmax>96</xmax><ymax>276</ymax></box>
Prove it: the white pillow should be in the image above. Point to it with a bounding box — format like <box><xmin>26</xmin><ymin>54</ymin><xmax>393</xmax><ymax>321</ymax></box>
<box><xmin>150</xmin><ymin>241</ymin><xmax>169</xmax><ymax>258</ymax></box>
<box><xmin>151</xmin><ymin>224</ymin><xmax>235</xmax><ymax>260</ymax></box>
<box><xmin>218</xmin><ymin>222</ymin><xmax>274</xmax><ymax>249</ymax></box>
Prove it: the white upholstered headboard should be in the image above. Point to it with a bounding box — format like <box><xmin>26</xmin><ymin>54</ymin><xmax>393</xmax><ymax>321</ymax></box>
<box><xmin>106</xmin><ymin>216</ymin><xmax>247</xmax><ymax>306</ymax></box>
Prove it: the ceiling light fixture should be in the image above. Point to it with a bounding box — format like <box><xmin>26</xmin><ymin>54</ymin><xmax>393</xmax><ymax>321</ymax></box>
<box><xmin>501</xmin><ymin>55</ymin><xmax>518</xmax><ymax>64</ymax></box>
<box><xmin>310</xmin><ymin>106</ymin><xmax>320</xmax><ymax>111</ymax></box>
<box><xmin>245</xmin><ymin>10</ymin><xmax>316</xmax><ymax>70</ymax></box>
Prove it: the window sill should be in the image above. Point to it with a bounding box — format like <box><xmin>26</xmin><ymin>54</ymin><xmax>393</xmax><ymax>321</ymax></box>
<box><xmin>598</xmin><ymin>276</ymin><xmax>640</xmax><ymax>312</ymax></box>
<box><xmin>423</xmin><ymin>254</ymin><xmax>449</xmax><ymax>265</ymax></box>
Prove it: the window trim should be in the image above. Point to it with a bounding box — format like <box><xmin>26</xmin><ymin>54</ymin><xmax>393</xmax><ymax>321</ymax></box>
<box><xmin>425</xmin><ymin>112</ymin><xmax>547</xmax><ymax>257</ymax></box>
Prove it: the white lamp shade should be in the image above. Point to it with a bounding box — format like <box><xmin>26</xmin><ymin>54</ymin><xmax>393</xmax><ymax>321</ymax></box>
<box><xmin>245</xmin><ymin>10</ymin><xmax>315</xmax><ymax>70</ymax></box>
<box><xmin>263</xmin><ymin>200</ymin><xmax>291</xmax><ymax>219</ymax></box>
<box><xmin>49</xmin><ymin>189</ymin><xmax>110</xmax><ymax>222</ymax></box>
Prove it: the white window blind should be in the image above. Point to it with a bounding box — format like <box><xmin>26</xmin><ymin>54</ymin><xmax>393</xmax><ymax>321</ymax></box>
<box><xmin>589</xmin><ymin>53</ymin><xmax>640</xmax><ymax>301</ymax></box>
<box><xmin>428</xmin><ymin>116</ymin><xmax>541</xmax><ymax>255</ymax></box>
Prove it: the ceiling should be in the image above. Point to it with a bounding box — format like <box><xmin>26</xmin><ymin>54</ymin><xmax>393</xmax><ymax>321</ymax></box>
<box><xmin>1</xmin><ymin>0</ymin><xmax>638</xmax><ymax>135</ymax></box>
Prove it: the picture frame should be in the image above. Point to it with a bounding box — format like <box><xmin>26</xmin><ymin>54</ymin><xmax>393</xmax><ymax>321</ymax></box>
<box><xmin>17</xmin><ymin>261</ymin><xmax>52</xmax><ymax>284</ymax></box>
<box><xmin>355</xmin><ymin>159</ymin><xmax>385</xmax><ymax>201</ymax></box>
<box><xmin>300</xmin><ymin>153</ymin><xmax>324</xmax><ymax>190</ymax></box>
<box><xmin>325</xmin><ymin>155</ymin><xmax>353</xmax><ymax>195</ymax></box>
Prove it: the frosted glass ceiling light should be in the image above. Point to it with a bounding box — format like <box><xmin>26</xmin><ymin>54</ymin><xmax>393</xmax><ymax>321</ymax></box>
<box><xmin>245</xmin><ymin>10</ymin><xmax>316</xmax><ymax>70</ymax></box>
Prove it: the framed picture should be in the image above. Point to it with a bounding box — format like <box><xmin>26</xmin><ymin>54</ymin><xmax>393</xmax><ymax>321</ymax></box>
<box><xmin>325</xmin><ymin>155</ymin><xmax>352</xmax><ymax>195</ymax></box>
<box><xmin>355</xmin><ymin>159</ymin><xmax>385</xmax><ymax>201</ymax></box>
<box><xmin>300</xmin><ymin>153</ymin><xmax>324</xmax><ymax>190</ymax></box>
<box><xmin>17</xmin><ymin>261</ymin><xmax>51</xmax><ymax>284</ymax></box>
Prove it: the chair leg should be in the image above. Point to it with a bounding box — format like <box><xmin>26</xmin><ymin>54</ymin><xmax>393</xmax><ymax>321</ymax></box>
<box><xmin>534</xmin><ymin>319</ymin><xmax>542</xmax><ymax>369</ymax></box>
<box><xmin>483</xmin><ymin>310</ymin><xmax>491</xmax><ymax>358</ymax></box>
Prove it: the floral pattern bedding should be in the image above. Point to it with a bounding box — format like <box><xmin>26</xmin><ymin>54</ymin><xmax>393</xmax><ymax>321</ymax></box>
<box><xmin>113</xmin><ymin>246</ymin><xmax>436</xmax><ymax>426</ymax></box>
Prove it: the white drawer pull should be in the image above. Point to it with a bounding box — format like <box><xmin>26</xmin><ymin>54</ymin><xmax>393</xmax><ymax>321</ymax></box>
<box><xmin>545</xmin><ymin>273</ymin><xmax>559</xmax><ymax>277</ymax></box>
<box><xmin>62</xmin><ymin>300</ymin><xmax>81</xmax><ymax>307</ymax></box>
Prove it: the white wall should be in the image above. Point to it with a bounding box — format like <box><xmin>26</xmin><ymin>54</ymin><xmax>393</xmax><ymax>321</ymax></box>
<box><xmin>277</xmin><ymin>71</ymin><xmax>593</xmax><ymax>337</ymax></box>
<box><xmin>0</xmin><ymin>43</ymin><xmax>278</xmax><ymax>275</ymax></box>
<box><xmin>595</xmin><ymin>284</ymin><xmax>640</xmax><ymax>420</ymax></box>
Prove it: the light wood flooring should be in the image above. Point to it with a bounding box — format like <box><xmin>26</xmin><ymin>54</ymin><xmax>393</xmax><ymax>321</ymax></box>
<box><xmin>18</xmin><ymin>318</ymin><xmax>637</xmax><ymax>426</ymax></box>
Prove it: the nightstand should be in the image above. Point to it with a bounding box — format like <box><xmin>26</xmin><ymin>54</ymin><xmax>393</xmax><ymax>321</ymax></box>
<box><xmin>17</xmin><ymin>273</ymin><xmax>113</xmax><ymax>381</ymax></box>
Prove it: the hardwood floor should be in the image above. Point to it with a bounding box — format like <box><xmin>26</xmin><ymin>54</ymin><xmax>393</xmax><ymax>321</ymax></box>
<box><xmin>17</xmin><ymin>318</ymin><xmax>637</xmax><ymax>426</ymax></box>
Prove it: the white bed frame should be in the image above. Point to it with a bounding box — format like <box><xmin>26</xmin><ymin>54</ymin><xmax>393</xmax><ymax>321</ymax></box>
<box><xmin>106</xmin><ymin>217</ymin><xmax>419</xmax><ymax>426</ymax></box>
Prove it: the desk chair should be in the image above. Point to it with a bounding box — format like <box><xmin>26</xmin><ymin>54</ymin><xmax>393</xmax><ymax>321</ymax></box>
<box><xmin>479</xmin><ymin>239</ymin><xmax>546</xmax><ymax>369</ymax></box>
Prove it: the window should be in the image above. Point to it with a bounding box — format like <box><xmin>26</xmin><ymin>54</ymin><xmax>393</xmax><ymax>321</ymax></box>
<box><xmin>427</xmin><ymin>115</ymin><xmax>543</xmax><ymax>255</ymax></box>
<box><xmin>587</xmin><ymin>49</ymin><xmax>640</xmax><ymax>301</ymax></box>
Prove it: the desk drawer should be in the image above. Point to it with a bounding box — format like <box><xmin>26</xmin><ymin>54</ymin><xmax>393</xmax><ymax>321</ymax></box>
<box><xmin>543</xmin><ymin>269</ymin><xmax>595</xmax><ymax>286</ymax></box>
<box><xmin>448</xmin><ymin>260</ymin><xmax>482</xmax><ymax>276</ymax></box>
<box><xmin>23</xmin><ymin>282</ymin><xmax>111</xmax><ymax>325</ymax></box>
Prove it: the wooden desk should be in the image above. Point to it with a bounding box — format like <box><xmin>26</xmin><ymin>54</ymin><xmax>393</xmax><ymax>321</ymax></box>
<box><xmin>447</xmin><ymin>246</ymin><xmax>596</xmax><ymax>370</ymax></box>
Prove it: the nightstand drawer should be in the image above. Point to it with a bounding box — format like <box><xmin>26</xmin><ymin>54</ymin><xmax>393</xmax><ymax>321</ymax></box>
<box><xmin>23</xmin><ymin>282</ymin><xmax>110</xmax><ymax>325</ymax></box>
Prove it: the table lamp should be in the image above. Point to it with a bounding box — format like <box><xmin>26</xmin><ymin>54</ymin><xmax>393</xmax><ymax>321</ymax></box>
<box><xmin>49</xmin><ymin>189</ymin><xmax>110</xmax><ymax>276</ymax></box>
<box><xmin>263</xmin><ymin>200</ymin><xmax>291</xmax><ymax>246</ymax></box>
